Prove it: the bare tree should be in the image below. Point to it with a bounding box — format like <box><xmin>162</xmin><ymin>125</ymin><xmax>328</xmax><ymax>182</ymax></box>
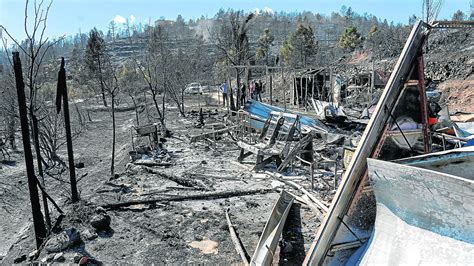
<box><xmin>119</xmin><ymin>59</ymin><xmax>143</xmax><ymax>126</ymax></box>
<box><xmin>1</xmin><ymin>0</ymin><xmax>67</xmax><ymax>228</ymax></box>
<box><xmin>85</xmin><ymin>28</ymin><xmax>108</xmax><ymax>107</ymax></box>
<box><xmin>213</xmin><ymin>11</ymin><xmax>255</xmax><ymax>110</ymax></box>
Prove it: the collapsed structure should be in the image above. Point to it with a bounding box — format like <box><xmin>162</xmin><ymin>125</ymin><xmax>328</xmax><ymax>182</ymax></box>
<box><xmin>4</xmin><ymin>18</ymin><xmax>472</xmax><ymax>265</ymax></box>
<box><xmin>304</xmin><ymin>20</ymin><xmax>474</xmax><ymax>265</ymax></box>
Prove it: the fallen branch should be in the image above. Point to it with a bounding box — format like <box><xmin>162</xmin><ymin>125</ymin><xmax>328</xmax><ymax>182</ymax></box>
<box><xmin>34</xmin><ymin>175</ymin><xmax>63</xmax><ymax>214</ymax></box>
<box><xmin>102</xmin><ymin>188</ymin><xmax>275</xmax><ymax>209</ymax></box>
<box><xmin>225</xmin><ymin>209</ymin><xmax>249</xmax><ymax>265</ymax></box>
<box><xmin>186</xmin><ymin>172</ymin><xmax>245</xmax><ymax>181</ymax></box>
<box><xmin>265</xmin><ymin>171</ymin><xmax>328</xmax><ymax>213</ymax></box>
<box><xmin>142</xmin><ymin>165</ymin><xmax>207</xmax><ymax>190</ymax></box>
<box><xmin>133</xmin><ymin>160</ymin><xmax>174</xmax><ymax>167</ymax></box>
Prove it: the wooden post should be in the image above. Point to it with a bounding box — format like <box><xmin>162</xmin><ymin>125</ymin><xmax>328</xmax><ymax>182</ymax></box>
<box><xmin>370</xmin><ymin>61</ymin><xmax>375</xmax><ymax>104</ymax></box>
<box><xmin>282</xmin><ymin>68</ymin><xmax>286</xmax><ymax>111</ymax></box>
<box><xmin>57</xmin><ymin>57</ymin><xmax>79</xmax><ymax>202</ymax></box>
<box><xmin>269</xmin><ymin>73</ymin><xmax>273</xmax><ymax>105</ymax></box>
<box><xmin>305</xmin><ymin>75</ymin><xmax>308</xmax><ymax>109</ymax></box>
<box><xmin>329</xmin><ymin>68</ymin><xmax>333</xmax><ymax>103</ymax></box>
<box><xmin>31</xmin><ymin>115</ymin><xmax>51</xmax><ymax>229</ymax></box>
<box><xmin>13</xmin><ymin>52</ymin><xmax>46</xmax><ymax>248</ymax></box>
<box><xmin>322</xmin><ymin>70</ymin><xmax>326</xmax><ymax>101</ymax></box>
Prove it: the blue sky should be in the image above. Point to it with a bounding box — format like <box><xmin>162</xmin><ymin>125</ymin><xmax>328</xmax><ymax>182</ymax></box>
<box><xmin>0</xmin><ymin>0</ymin><xmax>470</xmax><ymax>41</ymax></box>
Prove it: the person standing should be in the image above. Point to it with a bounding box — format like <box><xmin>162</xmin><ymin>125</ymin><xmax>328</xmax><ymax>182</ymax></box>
<box><xmin>220</xmin><ymin>82</ymin><xmax>228</xmax><ymax>107</ymax></box>
<box><xmin>240</xmin><ymin>81</ymin><xmax>247</xmax><ymax>106</ymax></box>
<box><xmin>249</xmin><ymin>80</ymin><xmax>255</xmax><ymax>100</ymax></box>
<box><xmin>255</xmin><ymin>80</ymin><xmax>262</xmax><ymax>101</ymax></box>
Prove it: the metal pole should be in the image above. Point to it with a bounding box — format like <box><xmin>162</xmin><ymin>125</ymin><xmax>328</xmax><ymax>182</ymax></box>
<box><xmin>417</xmin><ymin>55</ymin><xmax>430</xmax><ymax>153</ymax></box>
<box><xmin>13</xmin><ymin>52</ymin><xmax>46</xmax><ymax>248</ymax></box>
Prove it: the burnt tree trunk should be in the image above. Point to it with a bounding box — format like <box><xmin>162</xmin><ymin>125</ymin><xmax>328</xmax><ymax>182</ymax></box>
<box><xmin>150</xmin><ymin>88</ymin><xmax>165</xmax><ymax>129</ymax></box>
<box><xmin>97</xmin><ymin>56</ymin><xmax>108</xmax><ymax>107</ymax></box>
<box><xmin>13</xmin><ymin>52</ymin><xmax>46</xmax><ymax>248</ymax></box>
<box><xmin>57</xmin><ymin>58</ymin><xmax>79</xmax><ymax>202</ymax></box>
<box><xmin>110</xmin><ymin>93</ymin><xmax>116</xmax><ymax>177</ymax></box>
<box><xmin>7</xmin><ymin>116</ymin><xmax>16</xmax><ymax>150</ymax></box>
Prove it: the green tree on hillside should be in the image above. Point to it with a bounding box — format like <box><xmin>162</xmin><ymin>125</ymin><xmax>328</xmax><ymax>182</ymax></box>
<box><xmin>256</xmin><ymin>28</ymin><xmax>274</xmax><ymax>65</ymax></box>
<box><xmin>279</xmin><ymin>23</ymin><xmax>318</xmax><ymax>67</ymax></box>
<box><xmin>338</xmin><ymin>26</ymin><xmax>362</xmax><ymax>51</ymax></box>
<box><xmin>85</xmin><ymin>28</ymin><xmax>108</xmax><ymax>106</ymax></box>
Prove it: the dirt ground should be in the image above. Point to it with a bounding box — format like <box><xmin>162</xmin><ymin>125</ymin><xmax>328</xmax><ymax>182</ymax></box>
<box><xmin>1</xmin><ymin>92</ymin><xmax>336</xmax><ymax>264</ymax></box>
<box><xmin>438</xmin><ymin>79</ymin><xmax>474</xmax><ymax>113</ymax></box>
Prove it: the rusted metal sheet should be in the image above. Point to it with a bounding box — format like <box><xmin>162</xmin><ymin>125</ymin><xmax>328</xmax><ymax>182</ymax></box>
<box><xmin>360</xmin><ymin>157</ymin><xmax>474</xmax><ymax>264</ymax></box>
<box><xmin>304</xmin><ymin>21</ymin><xmax>428</xmax><ymax>265</ymax></box>
<box><xmin>250</xmin><ymin>190</ymin><xmax>294</xmax><ymax>266</ymax></box>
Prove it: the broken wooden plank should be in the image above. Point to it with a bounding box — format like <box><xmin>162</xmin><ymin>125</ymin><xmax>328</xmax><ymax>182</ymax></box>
<box><xmin>102</xmin><ymin>188</ymin><xmax>275</xmax><ymax>209</ymax></box>
<box><xmin>141</xmin><ymin>165</ymin><xmax>207</xmax><ymax>190</ymax></box>
<box><xmin>133</xmin><ymin>160</ymin><xmax>174</xmax><ymax>167</ymax></box>
<box><xmin>277</xmin><ymin>131</ymin><xmax>316</xmax><ymax>171</ymax></box>
<box><xmin>190</xmin><ymin>125</ymin><xmax>238</xmax><ymax>143</ymax></box>
<box><xmin>266</xmin><ymin>171</ymin><xmax>328</xmax><ymax>213</ymax></box>
<box><xmin>225</xmin><ymin>209</ymin><xmax>250</xmax><ymax>265</ymax></box>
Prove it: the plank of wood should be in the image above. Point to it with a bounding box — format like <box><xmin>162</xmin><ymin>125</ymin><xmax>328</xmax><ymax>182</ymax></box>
<box><xmin>225</xmin><ymin>210</ymin><xmax>250</xmax><ymax>265</ymax></box>
<box><xmin>190</xmin><ymin>125</ymin><xmax>238</xmax><ymax>143</ymax></box>
<box><xmin>141</xmin><ymin>166</ymin><xmax>207</xmax><ymax>190</ymax></box>
<box><xmin>102</xmin><ymin>188</ymin><xmax>275</xmax><ymax>209</ymax></box>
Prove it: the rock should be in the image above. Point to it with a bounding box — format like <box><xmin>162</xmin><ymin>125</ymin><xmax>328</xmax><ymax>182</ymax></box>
<box><xmin>78</xmin><ymin>256</ymin><xmax>89</xmax><ymax>265</ymax></box>
<box><xmin>28</xmin><ymin>250</ymin><xmax>38</xmax><ymax>260</ymax></box>
<box><xmin>53</xmin><ymin>252</ymin><xmax>65</xmax><ymax>262</ymax></box>
<box><xmin>40</xmin><ymin>254</ymin><xmax>55</xmax><ymax>263</ymax></box>
<box><xmin>188</xmin><ymin>239</ymin><xmax>218</xmax><ymax>255</ymax></box>
<box><xmin>13</xmin><ymin>255</ymin><xmax>27</xmax><ymax>263</ymax></box>
<box><xmin>72</xmin><ymin>253</ymin><xmax>82</xmax><ymax>263</ymax></box>
<box><xmin>90</xmin><ymin>213</ymin><xmax>111</xmax><ymax>231</ymax></box>
<box><xmin>45</xmin><ymin>228</ymin><xmax>81</xmax><ymax>253</ymax></box>
<box><xmin>75</xmin><ymin>162</ymin><xmax>85</xmax><ymax>168</ymax></box>
<box><xmin>95</xmin><ymin>206</ymin><xmax>106</xmax><ymax>214</ymax></box>
<box><xmin>82</xmin><ymin>229</ymin><xmax>98</xmax><ymax>240</ymax></box>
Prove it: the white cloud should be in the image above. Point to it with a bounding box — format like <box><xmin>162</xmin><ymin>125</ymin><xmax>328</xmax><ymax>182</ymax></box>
<box><xmin>255</xmin><ymin>7</ymin><xmax>274</xmax><ymax>15</ymax></box>
<box><xmin>129</xmin><ymin>15</ymin><xmax>136</xmax><ymax>23</ymax></box>
<box><xmin>113</xmin><ymin>15</ymin><xmax>126</xmax><ymax>24</ymax></box>
<box><xmin>262</xmin><ymin>7</ymin><xmax>274</xmax><ymax>14</ymax></box>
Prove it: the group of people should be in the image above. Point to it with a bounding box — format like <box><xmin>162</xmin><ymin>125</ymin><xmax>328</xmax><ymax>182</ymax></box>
<box><xmin>220</xmin><ymin>80</ymin><xmax>264</xmax><ymax>107</ymax></box>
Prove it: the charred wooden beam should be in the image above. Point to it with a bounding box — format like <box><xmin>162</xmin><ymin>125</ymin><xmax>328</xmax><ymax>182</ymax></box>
<box><xmin>57</xmin><ymin>57</ymin><xmax>79</xmax><ymax>202</ymax></box>
<box><xmin>12</xmin><ymin>52</ymin><xmax>46</xmax><ymax>248</ymax></box>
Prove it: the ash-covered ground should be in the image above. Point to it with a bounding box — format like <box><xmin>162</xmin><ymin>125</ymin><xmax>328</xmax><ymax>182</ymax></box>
<box><xmin>1</xmin><ymin>93</ymin><xmax>341</xmax><ymax>264</ymax></box>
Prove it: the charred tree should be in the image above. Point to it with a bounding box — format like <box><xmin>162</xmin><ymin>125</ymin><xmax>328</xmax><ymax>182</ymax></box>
<box><xmin>56</xmin><ymin>57</ymin><xmax>79</xmax><ymax>202</ymax></box>
<box><xmin>12</xmin><ymin>52</ymin><xmax>46</xmax><ymax>248</ymax></box>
